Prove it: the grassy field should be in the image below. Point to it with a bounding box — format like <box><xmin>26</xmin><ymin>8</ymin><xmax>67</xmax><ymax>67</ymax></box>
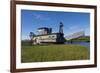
<box><xmin>21</xmin><ymin>43</ymin><xmax>90</xmax><ymax>63</ymax></box>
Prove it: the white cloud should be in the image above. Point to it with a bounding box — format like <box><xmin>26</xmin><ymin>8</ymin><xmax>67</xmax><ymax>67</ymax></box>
<box><xmin>69</xmin><ymin>26</ymin><xmax>79</xmax><ymax>30</ymax></box>
<box><xmin>33</xmin><ymin>14</ymin><xmax>50</xmax><ymax>21</ymax></box>
<box><xmin>22</xmin><ymin>35</ymin><xmax>30</xmax><ymax>40</ymax></box>
<box><xmin>34</xmin><ymin>14</ymin><xmax>42</xmax><ymax>19</ymax></box>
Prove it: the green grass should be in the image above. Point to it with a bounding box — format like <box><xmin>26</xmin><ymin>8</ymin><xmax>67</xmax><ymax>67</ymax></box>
<box><xmin>21</xmin><ymin>44</ymin><xmax>90</xmax><ymax>63</ymax></box>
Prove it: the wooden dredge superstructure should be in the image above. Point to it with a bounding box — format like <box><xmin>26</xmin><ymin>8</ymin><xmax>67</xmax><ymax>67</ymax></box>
<box><xmin>32</xmin><ymin>22</ymin><xmax>65</xmax><ymax>45</ymax></box>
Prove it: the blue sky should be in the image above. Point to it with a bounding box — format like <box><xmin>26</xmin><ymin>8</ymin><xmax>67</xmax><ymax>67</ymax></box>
<box><xmin>21</xmin><ymin>9</ymin><xmax>90</xmax><ymax>40</ymax></box>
